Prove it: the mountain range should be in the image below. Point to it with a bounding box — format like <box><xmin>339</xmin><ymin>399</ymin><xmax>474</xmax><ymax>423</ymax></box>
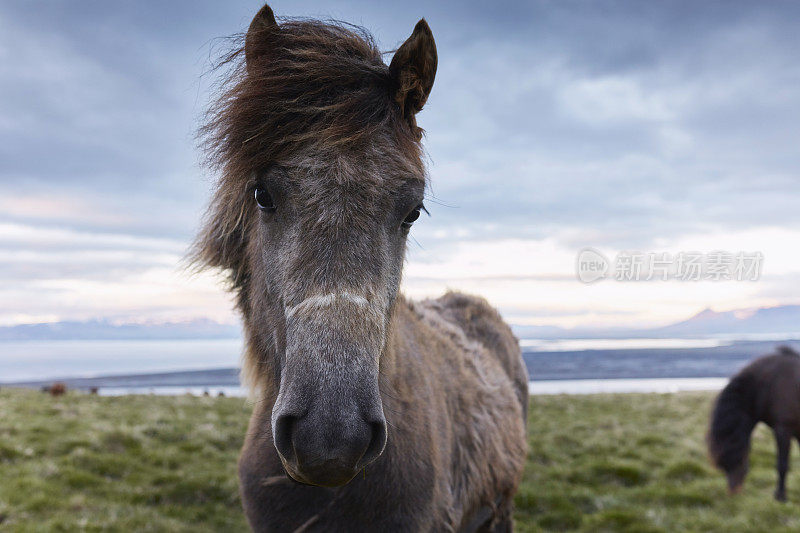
<box><xmin>512</xmin><ymin>305</ymin><xmax>800</xmax><ymax>340</ymax></box>
<box><xmin>1</xmin><ymin>305</ymin><xmax>799</xmax><ymax>341</ymax></box>
<box><xmin>0</xmin><ymin>318</ymin><xmax>240</xmax><ymax>341</ymax></box>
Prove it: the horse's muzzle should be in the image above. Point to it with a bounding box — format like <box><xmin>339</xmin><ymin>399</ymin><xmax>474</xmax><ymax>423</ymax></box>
<box><xmin>273</xmin><ymin>409</ymin><xmax>387</xmax><ymax>487</ymax></box>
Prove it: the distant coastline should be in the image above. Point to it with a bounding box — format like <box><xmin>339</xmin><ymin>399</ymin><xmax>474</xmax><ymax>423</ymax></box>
<box><xmin>4</xmin><ymin>367</ymin><xmax>241</xmax><ymax>389</ymax></box>
<box><xmin>2</xmin><ymin>305</ymin><xmax>798</xmax><ymax>396</ymax></box>
<box><xmin>4</xmin><ymin>338</ymin><xmax>797</xmax><ymax>396</ymax></box>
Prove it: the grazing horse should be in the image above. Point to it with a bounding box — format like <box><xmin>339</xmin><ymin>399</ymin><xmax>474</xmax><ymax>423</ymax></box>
<box><xmin>708</xmin><ymin>346</ymin><xmax>800</xmax><ymax>501</ymax></box>
<box><xmin>42</xmin><ymin>382</ymin><xmax>67</xmax><ymax>396</ymax></box>
<box><xmin>193</xmin><ymin>4</ymin><xmax>528</xmax><ymax>532</ymax></box>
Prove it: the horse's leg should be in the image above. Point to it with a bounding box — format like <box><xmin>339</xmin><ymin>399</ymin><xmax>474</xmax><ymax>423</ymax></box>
<box><xmin>487</xmin><ymin>499</ymin><xmax>514</xmax><ymax>533</ymax></box>
<box><xmin>489</xmin><ymin>512</ymin><xmax>513</xmax><ymax>533</ymax></box>
<box><xmin>774</xmin><ymin>425</ymin><xmax>791</xmax><ymax>502</ymax></box>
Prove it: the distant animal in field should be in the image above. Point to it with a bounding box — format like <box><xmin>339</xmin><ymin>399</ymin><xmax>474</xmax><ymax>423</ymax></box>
<box><xmin>42</xmin><ymin>382</ymin><xmax>67</xmax><ymax>396</ymax></box>
<box><xmin>708</xmin><ymin>346</ymin><xmax>800</xmax><ymax>501</ymax></box>
<box><xmin>192</xmin><ymin>4</ymin><xmax>528</xmax><ymax>531</ymax></box>
<box><xmin>89</xmin><ymin>387</ymin><xmax>99</xmax><ymax>395</ymax></box>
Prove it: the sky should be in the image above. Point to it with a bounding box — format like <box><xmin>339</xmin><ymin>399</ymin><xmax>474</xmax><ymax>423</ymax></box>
<box><xmin>1</xmin><ymin>0</ymin><xmax>800</xmax><ymax>330</ymax></box>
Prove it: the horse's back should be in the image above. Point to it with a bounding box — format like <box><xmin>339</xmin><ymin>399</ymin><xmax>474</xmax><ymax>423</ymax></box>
<box><xmin>742</xmin><ymin>348</ymin><xmax>800</xmax><ymax>428</ymax></box>
<box><xmin>426</xmin><ymin>291</ymin><xmax>528</xmax><ymax>419</ymax></box>
<box><xmin>405</xmin><ymin>291</ymin><xmax>528</xmax><ymax>530</ymax></box>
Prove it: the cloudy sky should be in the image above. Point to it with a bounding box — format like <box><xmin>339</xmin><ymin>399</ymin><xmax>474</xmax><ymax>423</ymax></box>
<box><xmin>1</xmin><ymin>0</ymin><xmax>799</xmax><ymax>330</ymax></box>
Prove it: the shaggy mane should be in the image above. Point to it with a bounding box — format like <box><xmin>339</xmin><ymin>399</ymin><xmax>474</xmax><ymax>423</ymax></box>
<box><xmin>200</xmin><ymin>19</ymin><xmax>420</xmax><ymax>179</ymax></box>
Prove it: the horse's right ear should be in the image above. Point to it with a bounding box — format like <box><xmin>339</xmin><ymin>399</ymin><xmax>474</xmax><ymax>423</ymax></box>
<box><xmin>245</xmin><ymin>4</ymin><xmax>278</xmax><ymax>70</ymax></box>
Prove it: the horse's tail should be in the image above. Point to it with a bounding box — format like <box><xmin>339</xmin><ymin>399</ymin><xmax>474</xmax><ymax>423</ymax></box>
<box><xmin>707</xmin><ymin>372</ymin><xmax>758</xmax><ymax>492</ymax></box>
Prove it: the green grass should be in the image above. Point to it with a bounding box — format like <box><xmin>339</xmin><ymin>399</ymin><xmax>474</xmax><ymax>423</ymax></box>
<box><xmin>516</xmin><ymin>392</ymin><xmax>800</xmax><ymax>533</ymax></box>
<box><xmin>0</xmin><ymin>389</ymin><xmax>797</xmax><ymax>531</ymax></box>
<box><xmin>0</xmin><ymin>389</ymin><xmax>250</xmax><ymax>532</ymax></box>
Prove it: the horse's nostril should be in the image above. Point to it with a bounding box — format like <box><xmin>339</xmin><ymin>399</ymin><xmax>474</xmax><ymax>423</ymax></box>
<box><xmin>274</xmin><ymin>413</ymin><xmax>298</xmax><ymax>464</ymax></box>
<box><xmin>359</xmin><ymin>419</ymin><xmax>387</xmax><ymax>468</ymax></box>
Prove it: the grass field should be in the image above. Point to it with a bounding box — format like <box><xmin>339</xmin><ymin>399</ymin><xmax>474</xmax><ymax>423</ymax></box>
<box><xmin>1</xmin><ymin>388</ymin><xmax>798</xmax><ymax>532</ymax></box>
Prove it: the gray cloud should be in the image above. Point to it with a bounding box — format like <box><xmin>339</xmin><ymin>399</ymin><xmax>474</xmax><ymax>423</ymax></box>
<box><xmin>2</xmin><ymin>0</ymin><xmax>800</xmax><ymax>322</ymax></box>
<box><xmin>3</xmin><ymin>0</ymin><xmax>799</xmax><ymax>245</ymax></box>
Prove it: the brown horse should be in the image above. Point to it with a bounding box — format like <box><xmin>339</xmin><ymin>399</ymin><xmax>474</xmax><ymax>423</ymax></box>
<box><xmin>193</xmin><ymin>4</ymin><xmax>528</xmax><ymax>532</ymax></box>
<box><xmin>708</xmin><ymin>346</ymin><xmax>800</xmax><ymax>501</ymax></box>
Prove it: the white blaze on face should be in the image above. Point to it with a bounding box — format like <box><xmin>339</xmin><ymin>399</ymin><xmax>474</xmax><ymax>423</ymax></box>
<box><xmin>285</xmin><ymin>291</ymin><xmax>384</xmax><ymax>323</ymax></box>
<box><xmin>283</xmin><ymin>290</ymin><xmax>390</xmax><ymax>363</ymax></box>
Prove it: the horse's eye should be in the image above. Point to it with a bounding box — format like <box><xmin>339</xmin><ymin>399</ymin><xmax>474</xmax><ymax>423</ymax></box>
<box><xmin>254</xmin><ymin>187</ymin><xmax>276</xmax><ymax>212</ymax></box>
<box><xmin>401</xmin><ymin>205</ymin><xmax>423</xmax><ymax>228</ymax></box>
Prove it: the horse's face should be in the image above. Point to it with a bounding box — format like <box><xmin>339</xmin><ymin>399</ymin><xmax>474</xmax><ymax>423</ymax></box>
<box><xmin>227</xmin><ymin>5</ymin><xmax>437</xmax><ymax>487</ymax></box>
<box><xmin>249</xmin><ymin>143</ymin><xmax>424</xmax><ymax>487</ymax></box>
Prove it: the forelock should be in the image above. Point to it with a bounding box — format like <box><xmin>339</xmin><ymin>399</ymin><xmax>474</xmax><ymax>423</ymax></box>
<box><xmin>200</xmin><ymin>19</ymin><xmax>422</xmax><ymax>181</ymax></box>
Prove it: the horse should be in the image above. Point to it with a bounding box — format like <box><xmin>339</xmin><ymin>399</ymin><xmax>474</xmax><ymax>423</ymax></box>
<box><xmin>708</xmin><ymin>346</ymin><xmax>800</xmax><ymax>501</ymax></box>
<box><xmin>42</xmin><ymin>382</ymin><xmax>67</xmax><ymax>396</ymax></box>
<box><xmin>193</xmin><ymin>4</ymin><xmax>528</xmax><ymax>531</ymax></box>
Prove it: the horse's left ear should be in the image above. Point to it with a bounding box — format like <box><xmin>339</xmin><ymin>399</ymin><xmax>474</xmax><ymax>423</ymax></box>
<box><xmin>389</xmin><ymin>19</ymin><xmax>437</xmax><ymax>132</ymax></box>
<box><xmin>245</xmin><ymin>3</ymin><xmax>278</xmax><ymax>71</ymax></box>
